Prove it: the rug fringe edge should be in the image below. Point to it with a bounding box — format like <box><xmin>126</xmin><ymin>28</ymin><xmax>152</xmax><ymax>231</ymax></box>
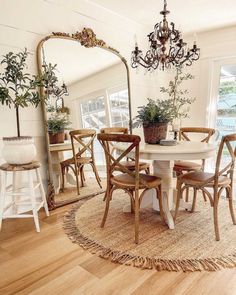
<box><xmin>63</xmin><ymin>202</ymin><xmax>236</xmax><ymax>272</ymax></box>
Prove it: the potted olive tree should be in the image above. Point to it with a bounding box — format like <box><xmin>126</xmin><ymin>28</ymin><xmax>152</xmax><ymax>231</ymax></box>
<box><xmin>0</xmin><ymin>49</ymin><xmax>45</xmax><ymax>164</ymax></box>
<box><xmin>134</xmin><ymin>68</ymin><xmax>195</xmax><ymax>144</ymax></box>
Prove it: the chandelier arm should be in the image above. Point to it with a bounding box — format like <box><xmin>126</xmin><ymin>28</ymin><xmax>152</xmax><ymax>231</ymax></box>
<box><xmin>133</xmin><ymin>56</ymin><xmax>153</xmax><ymax>69</ymax></box>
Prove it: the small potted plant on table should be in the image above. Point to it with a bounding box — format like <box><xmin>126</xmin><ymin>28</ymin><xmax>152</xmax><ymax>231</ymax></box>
<box><xmin>133</xmin><ymin>98</ymin><xmax>174</xmax><ymax>144</ymax></box>
<box><xmin>47</xmin><ymin>113</ymin><xmax>71</xmax><ymax>144</ymax></box>
<box><xmin>134</xmin><ymin>68</ymin><xmax>195</xmax><ymax>144</ymax></box>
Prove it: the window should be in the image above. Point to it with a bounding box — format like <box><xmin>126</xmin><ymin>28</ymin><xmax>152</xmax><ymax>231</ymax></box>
<box><xmin>80</xmin><ymin>96</ymin><xmax>106</xmax><ymax>130</ymax></box>
<box><xmin>215</xmin><ymin>64</ymin><xmax>236</xmax><ymax>168</ymax></box>
<box><xmin>78</xmin><ymin>86</ymin><xmax>129</xmax><ymax>166</ymax></box>
<box><xmin>80</xmin><ymin>96</ymin><xmax>106</xmax><ymax>165</ymax></box>
<box><xmin>216</xmin><ymin>65</ymin><xmax>236</xmax><ymax>138</ymax></box>
<box><xmin>108</xmin><ymin>88</ymin><xmax>129</xmax><ymax>128</ymax></box>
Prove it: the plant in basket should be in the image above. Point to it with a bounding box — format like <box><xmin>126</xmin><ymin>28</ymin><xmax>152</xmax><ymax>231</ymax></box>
<box><xmin>47</xmin><ymin>113</ymin><xmax>71</xmax><ymax>144</ymax></box>
<box><xmin>134</xmin><ymin>67</ymin><xmax>195</xmax><ymax>144</ymax></box>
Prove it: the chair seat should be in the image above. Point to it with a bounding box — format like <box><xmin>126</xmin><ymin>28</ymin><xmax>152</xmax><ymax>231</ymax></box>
<box><xmin>111</xmin><ymin>173</ymin><xmax>161</xmax><ymax>189</ymax></box>
<box><xmin>174</xmin><ymin>161</ymin><xmax>202</xmax><ymax>172</ymax></box>
<box><xmin>180</xmin><ymin>171</ymin><xmax>231</xmax><ymax>187</ymax></box>
<box><xmin>118</xmin><ymin>161</ymin><xmax>149</xmax><ymax>171</ymax></box>
<box><xmin>61</xmin><ymin>156</ymin><xmax>92</xmax><ymax>167</ymax></box>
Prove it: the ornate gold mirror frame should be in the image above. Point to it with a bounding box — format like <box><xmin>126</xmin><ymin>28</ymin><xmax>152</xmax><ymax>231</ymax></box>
<box><xmin>36</xmin><ymin>28</ymin><xmax>132</xmax><ymax>209</ymax></box>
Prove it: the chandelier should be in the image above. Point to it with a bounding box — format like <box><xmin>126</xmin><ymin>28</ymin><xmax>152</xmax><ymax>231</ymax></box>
<box><xmin>131</xmin><ymin>0</ymin><xmax>200</xmax><ymax>71</ymax></box>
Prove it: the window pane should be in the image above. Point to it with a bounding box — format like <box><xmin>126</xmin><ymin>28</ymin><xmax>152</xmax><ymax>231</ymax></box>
<box><xmin>109</xmin><ymin>88</ymin><xmax>129</xmax><ymax>128</ymax></box>
<box><xmin>80</xmin><ymin>96</ymin><xmax>106</xmax><ymax>165</ymax></box>
<box><xmin>216</xmin><ymin>65</ymin><xmax>236</xmax><ymax>167</ymax></box>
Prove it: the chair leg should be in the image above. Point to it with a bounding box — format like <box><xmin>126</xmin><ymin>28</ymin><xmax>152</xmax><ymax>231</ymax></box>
<box><xmin>73</xmin><ymin>163</ymin><xmax>80</xmax><ymax>195</ymax></box>
<box><xmin>101</xmin><ymin>186</ymin><xmax>113</xmax><ymax>228</ymax></box>
<box><xmin>191</xmin><ymin>188</ymin><xmax>197</xmax><ymax>213</ymax></box>
<box><xmin>185</xmin><ymin>187</ymin><xmax>189</xmax><ymax>202</ymax></box>
<box><xmin>91</xmin><ymin>163</ymin><xmax>102</xmax><ymax>188</ymax></box>
<box><xmin>134</xmin><ymin>190</ymin><xmax>140</xmax><ymax>244</ymax></box>
<box><xmin>156</xmin><ymin>185</ymin><xmax>165</xmax><ymax>224</ymax></box>
<box><xmin>174</xmin><ymin>180</ymin><xmax>182</xmax><ymax>221</ymax></box>
<box><xmin>0</xmin><ymin>171</ymin><xmax>7</xmax><ymax>231</ymax></box>
<box><xmin>226</xmin><ymin>187</ymin><xmax>236</xmax><ymax>225</ymax></box>
<box><xmin>103</xmin><ymin>190</ymin><xmax>108</xmax><ymax>201</ymax></box>
<box><xmin>81</xmin><ymin>166</ymin><xmax>86</xmax><ymax>182</ymax></box>
<box><xmin>202</xmin><ymin>191</ymin><xmax>207</xmax><ymax>202</ymax></box>
<box><xmin>213</xmin><ymin>196</ymin><xmax>220</xmax><ymax>241</ymax></box>
<box><xmin>28</xmin><ymin>171</ymin><xmax>40</xmax><ymax>233</ymax></box>
<box><xmin>61</xmin><ymin>165</ymin><xmax>65</xmax><ymax>192</ymax></box>
<box><xmin>145</xmin><ymin>166</ymin><xmax>150</xmax><ymax>175</ymax></box>
<box><xmin>130</xmin><ymin>191</ymin><xmax>134</xmax><ymax>213</ymax></box>
<box><xmin>79</xmin><ymin>165</ymin><xmax>84</xmax><ymax>187</ymax></box>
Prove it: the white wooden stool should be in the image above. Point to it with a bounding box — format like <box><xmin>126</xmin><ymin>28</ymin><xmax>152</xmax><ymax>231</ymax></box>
<box><xmin>0</xmin><ymin>161</ymin><xmax>49</xmax><ymax>232</ymax></box>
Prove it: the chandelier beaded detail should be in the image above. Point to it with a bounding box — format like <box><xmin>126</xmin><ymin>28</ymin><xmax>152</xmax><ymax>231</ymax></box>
<box><xmin>131</xmin><ymin>0</ymin><xmax>200</xmax><ymax>71</ymax></box>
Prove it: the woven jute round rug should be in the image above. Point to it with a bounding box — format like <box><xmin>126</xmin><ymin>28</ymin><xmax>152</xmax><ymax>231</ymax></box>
<box><xmin>63</xmin><ymin>191</ymin><xmax>236</xmax><ymax>272</ymax></box>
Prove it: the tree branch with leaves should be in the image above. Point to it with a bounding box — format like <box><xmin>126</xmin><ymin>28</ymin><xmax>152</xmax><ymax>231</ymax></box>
<box><xmin>0</xmin><ymin>49</ymin><xmax>47</xmax><ymax>137</ymax></box>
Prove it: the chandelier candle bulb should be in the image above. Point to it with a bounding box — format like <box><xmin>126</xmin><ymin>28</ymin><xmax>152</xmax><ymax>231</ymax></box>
<box><xmin>134</xmin><ymin>34</ymin><xmax>138</xmax><ymax>47</ymax></box>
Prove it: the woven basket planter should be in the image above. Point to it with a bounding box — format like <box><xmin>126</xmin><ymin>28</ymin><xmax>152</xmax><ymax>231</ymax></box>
<box><xmin>143</xmin><ymin>122</ymin><xmax>168</xmax><ymax>144</ymax></box>
<box><xmin>49</xmin><ymin>131</ymin><xmax>65</xmax><ymax>144</ymax></box>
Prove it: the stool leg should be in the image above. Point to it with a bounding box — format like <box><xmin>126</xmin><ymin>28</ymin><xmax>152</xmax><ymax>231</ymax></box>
<box><xmin>28</xmin><ymin>171</ymin><xmax>40</xmax><ymax>233</ymax></box>
<box><xmin>12</xmin><ymin>171</ymin><xmax>17</xmax><ymax>214</ymax></box>
<box><xmin>0</xmin><ymin>171</ymin><xmax>7</xmax><ymax>231</ymax></box>
<box><xmin>36</xmin><ymin>168</ymin><xmax>49</xmax><ymax>216</ymax></box>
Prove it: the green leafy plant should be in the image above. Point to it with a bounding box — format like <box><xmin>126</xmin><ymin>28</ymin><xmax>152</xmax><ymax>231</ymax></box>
<box><xmin>160</xmin><ymin>67</ymin><xmax>195</xmax><ymax>119</ymax></box>
<box><xmin>134</xmin><ymin>68</ymin><xmax>196</xmax><ymax>128</ymax></box>
<box><xmin>133</xmin><ymin>98</ymin><xmax>175</xmax><ymax>127</ymax></box>
<box><xmin>0</xmin><ymin>48</ymin><xmax>46</xmax><ymax>137</ymax></box>
<box><xmin>47</xmin><ymin>113</ymin><xmax>71</xmax><ymax>135</ymax></box>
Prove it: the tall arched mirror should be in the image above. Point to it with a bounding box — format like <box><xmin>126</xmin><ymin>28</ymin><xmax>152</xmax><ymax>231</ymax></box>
<box><xmin>37</xmin><ymin>28</ymin><xmax>132</xmax><ymax>209</ymax></box>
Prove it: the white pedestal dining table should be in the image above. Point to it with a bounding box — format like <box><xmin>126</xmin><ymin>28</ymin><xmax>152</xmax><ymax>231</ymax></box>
<box><xmin>115</xmin><ymin>141</ymin><xmax>216</xmax><ymax>230</ymax></box>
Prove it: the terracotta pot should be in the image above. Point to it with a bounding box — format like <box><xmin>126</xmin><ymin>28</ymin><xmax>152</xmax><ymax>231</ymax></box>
<box><xmin>49</xmin><ymin>131</ymin><xmax>65</xmax><ymax>144</ymax></box>
<box><xmin>143</xmin><ymin>122</ymin><xmax>168</xmax><ymax>144</ymax></box>
<box><xmin>2</xmin><ymin>136</ymin><xmax>36</xmax><ymax>164</ymax></box>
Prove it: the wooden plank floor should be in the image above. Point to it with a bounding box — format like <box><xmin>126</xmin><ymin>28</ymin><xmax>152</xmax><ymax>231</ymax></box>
<box><xmin>1</xmin><ymin>204</ymin><xmax>236</xmax><ymax>295</ymax></box>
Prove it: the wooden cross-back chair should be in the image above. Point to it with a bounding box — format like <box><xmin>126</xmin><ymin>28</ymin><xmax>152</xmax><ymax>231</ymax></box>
<box><xmin>97</xmin><ymin>133</ymin><xmax>164</xmax><ymax>244</ymax></box>
<box><xmin>174</xmin><ymin>133</ymin><xmax>236</xmax><ymax>241</ymax></box>
<box><xmin>60</xmin><ymin>129</ymin><xmax>102</xmax><ymax>195</ymax></box>
<box><xmin>174</xmin><ymin>127</ymin><xmax>216</xmax><ymax>202</ymax></box>
<box><xmin>174</xmin><ymin>127</ymin><xmax>216</xmax><ymax>175</ymax></box>
<box><xmin>100</xmin><ymin>127</ymin><xmax>150</xmax><ymax>174</ymax></box>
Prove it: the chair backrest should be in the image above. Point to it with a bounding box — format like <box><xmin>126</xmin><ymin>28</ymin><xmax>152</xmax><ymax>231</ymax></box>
<box><xmin>214</xmin><ymin>133</ymin><xmax>236</xmax><ymax>186</ymax></box>
<box><xmin>179</xmin><ymin>127</ymin><xmax>215</xmax><ymax>143</ymax></box>
<box><xmin>101</xmin><ymin>127</ymin><xmax>128</xmax><ymax>134</ymax></box>
<box><xmin>97</xmin><ymin>133</ymin><xmax>141</xmax><ymax>188</ymax></box>
<box><xmin>100</xmin><ymin>127</ymin><xmax>128</xmax><ymax>155</ymax></box>
<box><xmin>70</xmin><ymin>129</ymin><xmax>96</xmax><ymax>160</ymax></box>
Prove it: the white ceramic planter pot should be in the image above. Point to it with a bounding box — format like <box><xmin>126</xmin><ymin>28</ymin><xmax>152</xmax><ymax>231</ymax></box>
<box><xmin>2</xmin><ymin>136</ymin><xmax>37</xmax><ymax>165</ymax></box>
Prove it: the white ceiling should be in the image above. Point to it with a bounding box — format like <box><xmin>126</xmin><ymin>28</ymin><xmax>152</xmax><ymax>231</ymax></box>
<box><xmin>43</xmin><ymin>38</ymin><xmax>122</xmax><ymax>85</ymax></box>
<box><xmin>90</xmin><ymin>0</ymin><xmax>236</xmax><ymax>34</ymax></box>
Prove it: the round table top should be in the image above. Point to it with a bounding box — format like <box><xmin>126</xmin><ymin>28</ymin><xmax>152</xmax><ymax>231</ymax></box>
<box><xmin>115</xmin><ymin>141</ymin><xmax>216</xmax><ymax>161</ymax></box>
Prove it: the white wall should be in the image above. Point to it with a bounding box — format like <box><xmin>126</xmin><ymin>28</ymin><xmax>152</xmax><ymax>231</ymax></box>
<box><xmin>180</xmin><ymin>26</ymin><xmax>236</xmax><ymax>128</ymax></box>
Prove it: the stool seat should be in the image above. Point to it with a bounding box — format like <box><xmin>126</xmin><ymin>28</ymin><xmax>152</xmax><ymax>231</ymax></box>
<box><xmin>0</xmin><ymin>161</ymin><xmax>40</xmax><ymax>172</ymax></box>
